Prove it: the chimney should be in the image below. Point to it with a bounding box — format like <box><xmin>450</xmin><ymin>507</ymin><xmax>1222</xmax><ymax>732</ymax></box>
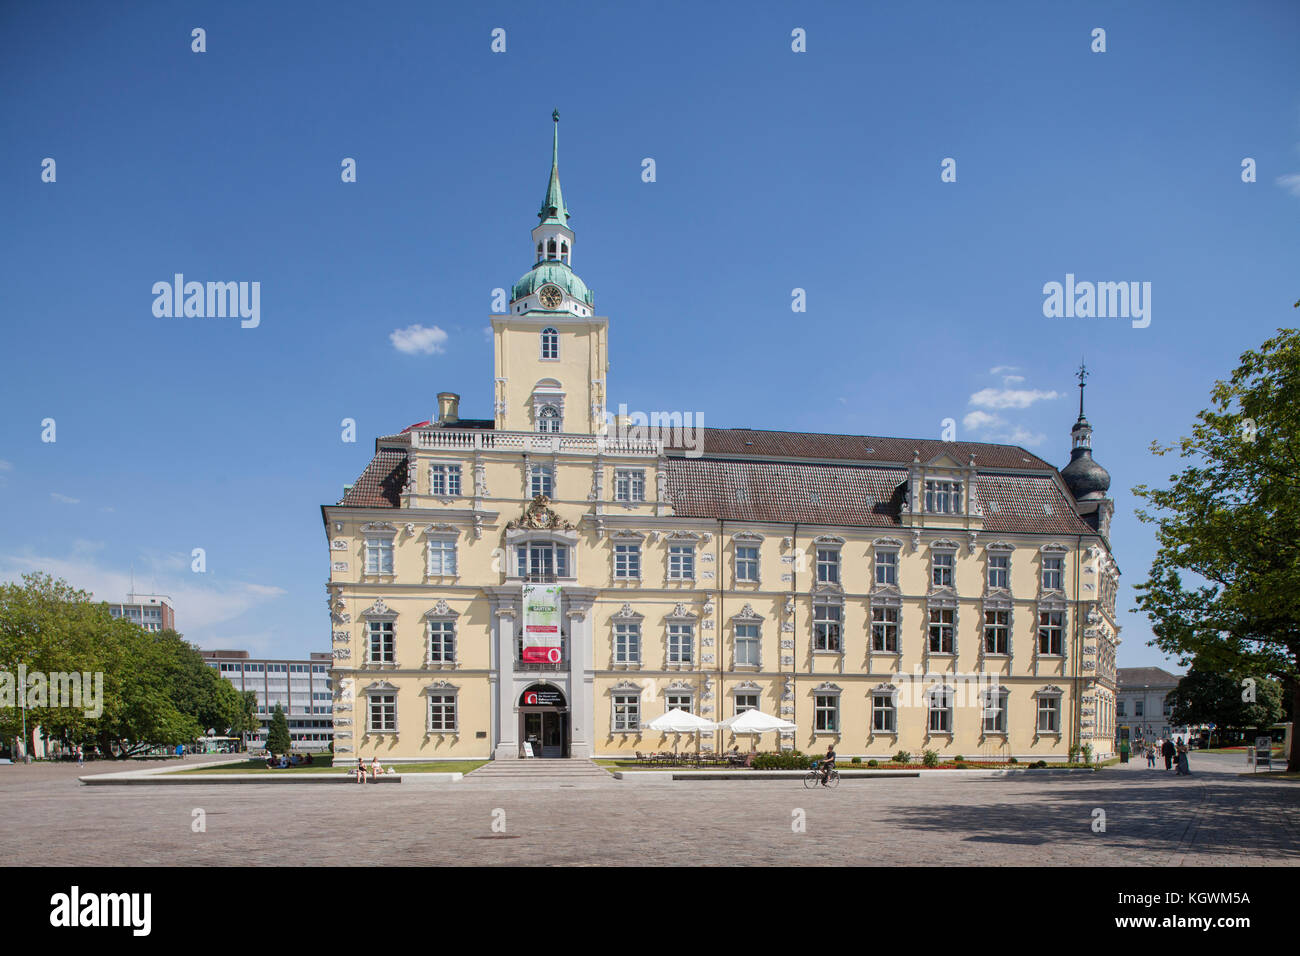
<box><xmin>437</xmin><ymin>392</ymin><xmax>460</xmax><ymax>424</ymax></box>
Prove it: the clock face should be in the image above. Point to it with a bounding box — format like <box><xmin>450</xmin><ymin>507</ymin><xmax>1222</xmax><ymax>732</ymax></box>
<box><xmin>538</xmin><ymin>285</ymin><xmax>562</xmax><ymax>309</ymax></box>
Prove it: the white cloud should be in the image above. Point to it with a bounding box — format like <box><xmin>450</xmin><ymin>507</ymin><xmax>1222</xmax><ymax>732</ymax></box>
<box><xmin>390</xmin><ymin>324</ymin><xmax>448</xmax><ymax>355</ymax></box>
<box><xmin>0</xmin><ymin>460</ymin><xmax>13</xmax><ymax>472</ymax></box>
<box><xmin>482</xmin><ymin>326</ymin><xmax>494</xmax><ymax>342</ymax></box>
<box><xmin>963</xmin><ymin>410</ymin><xmax>1003</xmax><ymax>431</ymax></box>
<box><xmin>969</xmin><ymin>387</ymin><xmax>1061</xmax><ymax>410</ymax></box>
<box><xmin>1276</xmin><ymin>174</ymin><xmax>1300</xmax><ymax>198</ymax></box>
<box><xmin>989</xmin><ymin>365</ymin><xmax>1018</xmax><ymax>376</ymax></box>
<box><xmin>0</xmin><ymin>550</ymin><xmax>287</xmax><ymax>636</ymax></box>
<box><xmin>50</xmin><ymin>492</ymin><xmax>80</xmax><ymax>504</ymax></box>
<box><xmin>1001</xmin><ymin>374</ymin><xmax>1025</xmax><ymax>386</ymax></box>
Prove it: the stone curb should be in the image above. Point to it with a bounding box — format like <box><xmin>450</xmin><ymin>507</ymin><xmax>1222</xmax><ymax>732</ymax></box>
<box><xmin>613</xmin><ymin>768</ymin><xmax>1096</xmax><ymax>781</ymax></box>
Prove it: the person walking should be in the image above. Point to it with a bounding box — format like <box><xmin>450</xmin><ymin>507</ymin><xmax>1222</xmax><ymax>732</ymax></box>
<box><xmin>75</xmin><ymin>746</ymin><xmax>84</xmax><ymax>769</ymax></box>
<box><xmin>1175</xmin><ymin>742</ymin><xmax>1191</xmax><ymax>776</ymax></box>
<box><xmin>1146</xmin><ymin>744</ymin><xmax>1156</xmax><ymax>768</ymax></box>
<box><xmin>1161</xmin><ymin>737</ymin><xmax>1176</xmax><ymax>770</ymax></box>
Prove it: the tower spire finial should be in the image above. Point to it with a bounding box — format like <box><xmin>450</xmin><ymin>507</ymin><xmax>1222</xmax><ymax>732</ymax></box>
<box><xmin>1076</xmin><ymin>358</ymin><xmax>1089</xmax><ymax>420</ymax></box>
<box><xmin>539</xmin><ymin>110</ymin><xmax>568</xmax><ymax>224</ymax></box>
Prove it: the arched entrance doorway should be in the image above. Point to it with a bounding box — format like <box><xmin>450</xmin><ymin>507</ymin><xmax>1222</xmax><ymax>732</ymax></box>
<box><xmin>519</xmin><ymin>684</ymin><xmax>569</xmax><ymax>758</ymax></box>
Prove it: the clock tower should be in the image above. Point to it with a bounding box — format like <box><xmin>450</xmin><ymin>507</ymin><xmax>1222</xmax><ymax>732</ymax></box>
<box><xmin>492</xmin><ymin>111</ymin><xmax>608</xmax><ymax>435</ymax></box>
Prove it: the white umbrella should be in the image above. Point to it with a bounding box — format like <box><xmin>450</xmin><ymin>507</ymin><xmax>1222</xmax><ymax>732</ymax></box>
<box><xmin>718</xmin><ymin>709</ymin><xmax>798</xmax><ymax>753</ymax></box>
<box><xmin>646</xmin><ymin>708</ymin><xmax>719</xmax><ymax>733</ymax></box>
<box><xmin>719</xmin><ymin>709</ymin><xmax>797</xmax><ymax>733</ymax></box>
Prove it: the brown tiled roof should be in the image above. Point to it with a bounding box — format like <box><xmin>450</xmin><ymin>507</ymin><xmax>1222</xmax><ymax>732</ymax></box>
<box><xmin>339</xmin><ymin>448</ymin><xmax>407</xmax><ymax>507</ymax></box>
<box><xmin>663</xmin><ymin>458</ymin><xmax>1094</xmax><ymax>535</ymax></box>
<box><xmin>1117</xmin><ymin>667</ymin><xmax>1182</xmax><ymax>689</ymax></box>
<box><xmin>667</xmin><ymin>427</ymin><xmax>1053</xmax><ymax>471</ymax></box>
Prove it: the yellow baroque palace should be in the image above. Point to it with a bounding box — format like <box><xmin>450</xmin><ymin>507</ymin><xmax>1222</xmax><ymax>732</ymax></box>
<box><xmin>322</xmin><ymin>116</ymin><xmax>1121</xmax><ymax>763</ymax></box>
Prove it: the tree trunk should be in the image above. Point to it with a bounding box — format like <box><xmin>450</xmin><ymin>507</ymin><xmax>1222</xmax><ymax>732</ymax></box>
<box><xmin>1290</xmin><ymin>682</ymin><xmax>1299</xmax><ymax>774</ymax></box>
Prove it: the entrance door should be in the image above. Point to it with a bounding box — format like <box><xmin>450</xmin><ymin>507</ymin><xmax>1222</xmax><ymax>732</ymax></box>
<box><xmin>541</xmin><ymin>711</ymin><xmax>564</xmax><ymax>758</ymax></box>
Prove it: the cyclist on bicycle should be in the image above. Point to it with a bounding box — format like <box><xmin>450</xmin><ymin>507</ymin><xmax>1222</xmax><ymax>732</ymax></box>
<box><xmin>819</xmin><ymin>744</ymin><xmax>837</xmax><ymax>786</ymax></box>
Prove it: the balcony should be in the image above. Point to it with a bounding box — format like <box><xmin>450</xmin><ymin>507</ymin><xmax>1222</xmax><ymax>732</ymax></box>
<box><xmin>411</xmin><ymin>428</ymin><xmax>661</xmax><ymax>457</ymax></box>
<box><xmin>515</xmin><ymin>656</ymin><xmax>568</xmax><ymax>673</ymax></box>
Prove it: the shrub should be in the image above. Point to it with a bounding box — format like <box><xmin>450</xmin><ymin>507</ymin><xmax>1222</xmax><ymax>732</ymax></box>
<box><xmin>752</xmin><ymin>750</ymin><xmax>811</xmax><ymax>770</ymax></box>
<box><xmin>954</xmin><ymin>755</ymin><xmax>965</xmax><ymax>763</ymax></box>
<box><xmin>850</xmin><ymin>755</ymin><xmax>862</xmax><ymax>764</ymax></box>
<box><xmin>922</xmin><ymin>749</ymin><xmax>940</xmax><ymax>768</ymax></box>
<box><xmin>867</xmin><ymin>759</ymin><xmax>879</xmax><ymax>767</ymax></box>
<box><xmin>893</xmin><ymin>750</ymin><xmax>912</xmax><ymax>764</ymax></box>
<box><xmin>1068</xmin><ymin>745</ymin><xmax>1081</xmax><ymax>763</ymax></box>
<box><xmin>1081</xmin><ymin>743</ymin><xmax>1095</xmax><ymax>764</ymax></box>
<box><xmin>1008</xmin><ymin>756</ymin><xmax>1018</xmax><ymax>765</ymax></box>
<box><xmin>1033</xmin><ymin>759</ymin><xmax>1048</xmax><ymax>768</ymax></box>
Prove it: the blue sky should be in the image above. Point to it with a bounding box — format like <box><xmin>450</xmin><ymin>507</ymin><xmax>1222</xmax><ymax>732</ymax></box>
<box><xmin>1</xmin><ymin>1</ymin><xmax>1297</xmax><ymax>670</ymax></box>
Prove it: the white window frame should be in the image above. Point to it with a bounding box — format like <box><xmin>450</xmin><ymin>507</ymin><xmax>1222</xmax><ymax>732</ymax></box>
<box><xmin>1038</xmin><ymin>609</ymin><xmax>1065</xmax><ymax>656</ymax></box>
<box><xmin>364</xmin><ymin>536</ymin><xmax>394</xmax><ymax>575</ymax></box>
<box><xmin>540</xmin><ymin>326</ymin><xmax>559</xmax><ymax>360</ymax></box>
<box><xmin>428</xmin><ymin>462</ymin><xmax>462</xmax><ymax>497</ymax></box>
<box><xmin>815</xmin><ymin>546</ymin><xmax>841</xmax><ymax>585</ymax></box>
<box><xmin>427</xmin><ymin>619</ymin><xmax>456</xmax><ymax>665</ymax></box>
<box><xmin>667</xmin><ymin>622</ymin><xmax>694</xmax><ymax>665</ymax></box>
<box><xmin>871</xmin><ymin>605</ymin><xmax>900</xmax><ymax>653</ymax></box>
<box><xmin>426</xmin><ymin>535</ymin><xmax>458</xmax><ymax>577</ymax></box>
<box><xmin>667</xmin><ymin>544</ymin><xmax>695</xmax><ymax>581</ymax></box>
<box><xmin>1036</xmin><ymin>694</ymin><xmax>1062</xmax><ymax>734</ymax></box>
<box><xmin>426</xmin><ymin>689</ymin><xmax>458</xmax><ymax>732</ymax></box>
<box><xmin>614</xmin><ymin>469</ymin><xmax>646</xmax><ymax>502</ymax></box>
<box><xmin>931</xmin><ymin>549</ymin><xmax>956</xmax><ymax>588</ymax></box>
<box><xmin>927</xmin><ymin>686</ymin><xmax>954</xmax><ymax>734</ymax></box>
<box><xmin>529</xmin><ymin>464</ymin><xmax>554</xmax><ymax>499</ymax></box>
<box><xmin>812</xmin><ymin>597</ymin><xmax>843</xmax><ymax>653</ymax></box>
<box><xmin>983</xmin><ymin>608</ymin><xmax>1010</xmax><ymax>655</ymax></box>
<box><xmin>614</xmin><ymin>621</ymin><xmax>641</xmax><ymax>665</ymax></box>
<box><xmin>875</xmin><ymin>548</ymin><xmax>899</xmax><ymax>586</ymax></box>
<box><xmin>871</xmin><ymin>689</ymin><xmax>897</xmax><ymax>733</ymax></box>
<box><xmin>614</xmin><ymin>542</ymin><xmax>642</xmax><ymax>579</ymax></box>
<box><xmin>814</xmin><ymin>694</ymin><xmax>839</xmax><ymax>733</ymax></box>
<box><xmin>928</xmin><ymin>607</ymin><xmax>955</xmax><ymax>654</ymax></box>
<box><xmin>611</xmin><ymin>688</ymin><xmax>642</xmax><ymax>733</ymax></box>
<box><xmin>735</xmin><ymin>544</ymin><xmax>760</xmax><ymax>583</ymax></box>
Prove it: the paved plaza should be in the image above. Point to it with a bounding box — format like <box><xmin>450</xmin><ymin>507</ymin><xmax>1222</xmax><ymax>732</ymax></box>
<box><xmin>0</xmin><ymin>753</ymin><xmax>1296</xmax><ymax>866</ymax></box>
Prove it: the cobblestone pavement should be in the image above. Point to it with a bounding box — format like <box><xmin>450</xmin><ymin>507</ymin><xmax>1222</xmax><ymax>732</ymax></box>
<box><xmin>0</xmin><ymin>753</ymin><xmax>1295</xmax><ymax>866</ymax></box>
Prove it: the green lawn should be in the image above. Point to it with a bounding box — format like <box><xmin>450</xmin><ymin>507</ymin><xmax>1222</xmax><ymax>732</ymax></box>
<box><xmin>182</xmin><ymin>757</ymin><xmax>488</xmax><ymax>775</ymax></box>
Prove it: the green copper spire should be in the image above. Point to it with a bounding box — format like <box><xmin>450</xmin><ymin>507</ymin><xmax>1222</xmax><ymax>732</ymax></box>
<box><xmin>538</xmin><ymin>109</ymin><xmax>568</xmax><ymax>224</ymax></box>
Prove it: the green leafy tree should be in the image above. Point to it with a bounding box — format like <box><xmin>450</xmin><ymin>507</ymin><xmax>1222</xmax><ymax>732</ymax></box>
<box><xmin>266</xmin><ymin>704</ymin><xmax>291</xmax><ymax>756</ymax></box>
<box><xmin>1165</xmin><ymin>666</ymin><xmax>1284</xmax><ymax>745</ymax></box>
<box><xmin>1133</xmin><ymin>327</ymin><xmax>1300</xmax><ymax>770</ymax></box>
<box><xmin>233</xmin><ymin>690</ymin><xmax>260</xmax><ymax>746</ymax></box>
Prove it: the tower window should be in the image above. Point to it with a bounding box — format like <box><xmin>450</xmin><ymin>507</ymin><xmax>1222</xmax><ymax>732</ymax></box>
<box><xmin>541</xmin><ymin>327</ymin><xmax>558</xmax><ymax>360</ymax></box>
<box><xmin>538</xmin><ymin>405</ymin><xmax>561</xmax><ymax>434</ymax></box>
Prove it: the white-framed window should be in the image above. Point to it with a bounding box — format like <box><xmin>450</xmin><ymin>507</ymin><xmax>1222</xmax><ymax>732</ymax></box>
<box><xmin>530</xmin><ymin>465</ymin><xmax>554</xmax><ymax>497</ymax></box>
<box><xmin>1037</xmin><ymin>696</ymin><xmax>1061</xmax><ymax>733</ymax></box>
<box><xmin>872</xmin><ymin>692</ymin><xmax>897</xmax><ymax>733</ymax></box>
<box><xmin>928</xmin><ymin>608</ymin><xmax>955</xmax><ymax>654</ymax></box>
<box><xmin>428</xmin><ymin>693</ymin><xmax>456</xmax><ymax>732</ymax></box>
<box><xmin>932</xmin><ymin>551</ymin><xmax>955</xmax><ymax>588</ymax></box>
<box><xmin>875</xmin><ymin>549</ymin><xmax>898</xmax><ymax>586</ymax></box>
<box><xmin>1135</xmin><ymin>699</ymin><xmax>1145</xmax><ymax>717</ymax></box>
<box><xmin>1117</xmin><ymin>700</ymin><xmax>1127</xmax><ymax>718</ymax></box>
<box><xmin>614</xmin><ymin>469</ymin><xmax>645</xmax><ymax>502</ymax></box>
<box><xmin>984</xmin><ymin>609</ymin><xmax>1009</xmax><ymax>655</ymax></box>
<box><xmin>537</xmin><ymin>405</ymin><xmax>561</xmax><ymax>433</ymax></box>
<box><xmin>983</xmin><ymin>688</ymin><xmax>1009</xmax><ymax>733</ymax></box>
<box><xmin>924</xmin><ymin>480</ymin><xmax>962</xmax><ymax>514</ymax></box>
<box><xmin>540</xmin><ymin>327</ymin><xmax>559</xmax><ymax>360</ymax></box>
<box><xmin>428</xmin><ymin>620</ymin><xmax>455</xmax><ymax>663</ymax></box>
<box><xmin>667</xmin><ymin>623</ymin><xmax>694</xmax><ymax>664</ymax></box>
<box><xmin>612</xmin><ymin>693</ymin><xmax>640</xmax><ymax>732</ymax></box>
<box><xmin>1038</xmin><ymin>610</ymin><xmax>1064</xmax><ymax>655</ymax></box>
<box><xmin>614</xmin><ymin>543</ymin><xmax>641</xmax><ymax>579</ymax></box>
<box><xmin>735</xmin><ymin>545</ymin><xmax>759</xmax><ymax>583</ymax></box>
<box><xmin>667</xmin><ymin>545</ymin><xmax>695</xmax><ymax>580</ymax></box>
<box><xmin>987</xmin><ymin>553</ymin><xmax>1009</xmax><ymax>589</ymax></box>
<box><xmin>665</xmin><ymin>692</ymin><xmax>693</xmax><ymax>714</ymax></box>
<box><xmin>427</xmin><ymin>537</ymin><xmax>457</xmax><ymax>576</ymax></box>
<box><xmin>928</xmin><ymin>686</ymin><xmax>954</xmax><ymax>733</ymax></box>
<box><xmin>614</xmin><ymin>622</ymin><xmax>641</xmax><ymax>664</ymax></box>
<box><xmin>364</xmin><ymin>537</ymin><xmax>394</xmax><ymax>575</ymax></box>
<box><xmin>735</xmin><ymin>623</ymin><xmax>760</xmax><ymax>667</ymax></box>
<box><xmin>429</xmin><ymin>463</ymin><xmax>462</xmax><ymax>497</ymax></box>
<box><xmin>517</xmin><ymin>542</ymin><xmax>569</xmax><ymax>580</ymax></box>
<box><xmin>816</xmin><ymin>547</ymin><xmax>840</xmax><ymax>584</ymax></box>
<box><xmin>814</xmin><ymin>695</ymin><xmax>839</xmax><ymax>732</ymax></box>
<box><xmin>813</xmin><ymin>599</ymin><xmax>842</xmax><ymax>652</ymax></box>
<box><xmin>368</xmin><ymin>620</ymin><xmax>395</xmax><ymax>665</ymax></box>
<box><xmin>735</xmin><ymin>693</ymin><xmax>759</xmax><ymax>714</ymax></box>
<box><xmin>368</xmin><ymin>694</ymin><xmax>396</xmax><ymax>733</ymax></box>
<box><xmin>1042</xmin><ymin>556</ymin><xmax>1064</xmax><ymax>591</ymax></box>
<box><xmin>871</xmin><ymin>606</ymin><xmax>899</xmax><ymax>652</ymax></box>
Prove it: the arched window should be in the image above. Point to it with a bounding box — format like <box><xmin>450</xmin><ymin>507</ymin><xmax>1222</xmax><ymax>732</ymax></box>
<box><xmin>546</xmin><ymin>239</ymin><xmax>557</xmax><ymax>258</ymax></box>
<box><xmin>540</xmin><ymin>327</ymin><xmax>558</xmax><ymax>360</ymax></box>
<box><xmin>538</xmin><ymin>405</ymin><xmax>561</xmax><ymax>434</ymax></box>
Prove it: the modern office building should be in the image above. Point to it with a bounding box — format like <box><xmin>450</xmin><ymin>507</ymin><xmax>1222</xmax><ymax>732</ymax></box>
<box><xmin>106</xmin><ymin>594</ymin><xmax>175</xmax><ymax>632</ymax></box>
<box><xmin>321</xmin><ymin>115</ymin><xmax>1121</xmax><ymax>763</ymax></box>
<box><xmin>202</xmin><ymin>650</ymin><xmax>335</xmax><ymax>751</ymax></box>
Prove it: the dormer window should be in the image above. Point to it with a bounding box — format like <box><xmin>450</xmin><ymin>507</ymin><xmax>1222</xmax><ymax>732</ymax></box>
<box><xmin>924</xmin><ymin>480</ymin><xmax>962</xmax><ymax>514</ymax></box>
<box><xmin>541</xmin><ymin>327</ymin><xmax>559</xmax><ymax>360</ymax></box>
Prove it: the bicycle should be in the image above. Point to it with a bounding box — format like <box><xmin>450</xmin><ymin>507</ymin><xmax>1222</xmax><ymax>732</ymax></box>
<box><xmin>803</xmin><ymin>760</ymin><xmax>840</xmax><ymax>789</ymax></box>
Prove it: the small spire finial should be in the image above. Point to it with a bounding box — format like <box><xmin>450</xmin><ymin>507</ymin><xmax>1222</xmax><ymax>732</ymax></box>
<box><xmin>1076</xmin><ymin>359</ymin><xmax>1088</xmax><ymax>420</ymax></box>
<box><xmin>552</xmin><ymin>108</ymin><xmax>560</xmax><ymax>123</ymax></box>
